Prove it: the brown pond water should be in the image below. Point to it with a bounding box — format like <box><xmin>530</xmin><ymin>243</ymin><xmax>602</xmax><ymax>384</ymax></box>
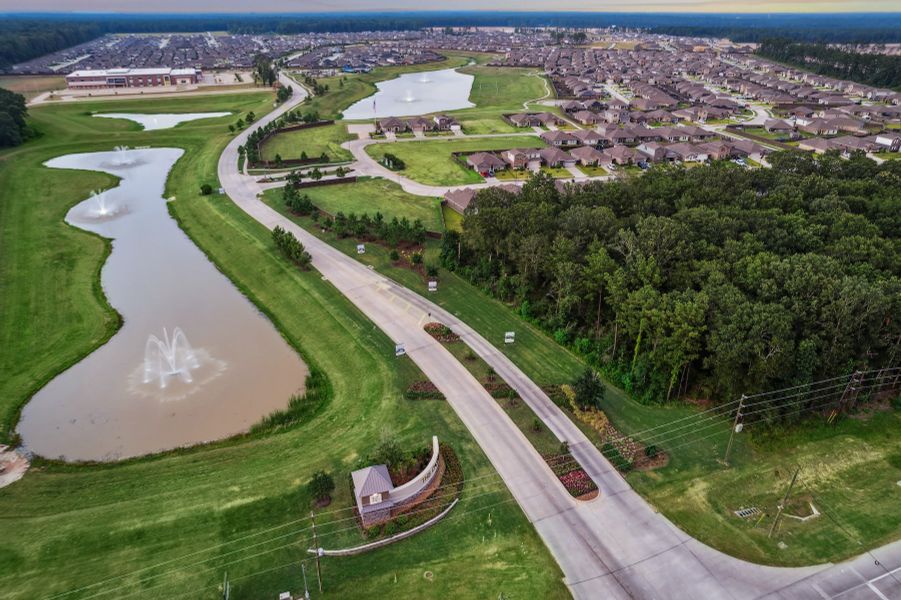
<box><xmin>16</xmin><ymin>147</ymin><xmax>308</xmax><ymax>461</ymax></box>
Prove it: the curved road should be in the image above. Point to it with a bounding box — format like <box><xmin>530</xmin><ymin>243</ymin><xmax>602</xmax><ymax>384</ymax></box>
<box><xmin>218</xmin><ymin>74</ymin><xmax>901</xmax><ymax>599</ymax></box>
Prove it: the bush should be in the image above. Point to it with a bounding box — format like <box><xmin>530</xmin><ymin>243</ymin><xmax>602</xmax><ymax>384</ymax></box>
<box><xmin>411</xmin><ymin>252</ymin><xmax>423</xmax><ymax>265</ymax></box>
<box><xmin>426</xmin><ymin>264</ymin><xmax>439</xmax><ymax>277</ymax></box>
<box><xmin>307</xmin><ymin>470</ymin><xmax>335</xmax><ymax>502</ymax></box>
<box><xmin>602</xmin><ymin>442</ymin><xmax>633</xmax><ymax>473</ymax></box>
<box><xmin>199</xmin><ymin>183</ymin><xmax>213</xmax><ymax>195</ymax></box>
<box><xmin>573</xmin><ymin>368</ymin><xmax>605</xmax><ymax>410</ymax></box>
<box><xmin>389</xmin><ymin>249</ymin><xmax>400</xmax><ymax>261</ymax></box>
<box><xmin>271</xmin><ymin>225</ymin><xmax>312</xmax><ymax>269</ymax></box>
<box><xmin>532</xmin><ymin>418</ymin><xmax>543</xmax><ymax>433</ymax></box>
<box><xmin>645</xmin><ymin>445</ymin><xmax>659</xmax><ymax>459</ymax></box>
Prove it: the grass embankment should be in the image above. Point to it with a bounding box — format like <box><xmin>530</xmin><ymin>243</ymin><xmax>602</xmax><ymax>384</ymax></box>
<box><xmin>269</xmin><ymin>194</ymin><xmax>901</xmax><ymax>567</ymax></box>
<box><xmin>0</xmin><ymin>93</ymin><xmax>567</xmax><ymax>599</ymax></box>
<box><xmin>259</xmin><ymin>122</ymin><xmax>354</xmax><ymax>162</ymax></box>
<box><xmin>267</xmin><ymin>178</ymin><xmax>443</xmax><ymax>232</ymax></box>
<box><xmin>365</xmin><ymin>136</ymin><xmax>545</xmax><ymax>186</ymax></box>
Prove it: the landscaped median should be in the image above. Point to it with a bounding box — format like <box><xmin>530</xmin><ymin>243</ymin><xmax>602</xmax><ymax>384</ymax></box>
<box><xmin>423</xmin><ymin>321</ymin><xmax>599</xmax><ymax>501</ymax></box>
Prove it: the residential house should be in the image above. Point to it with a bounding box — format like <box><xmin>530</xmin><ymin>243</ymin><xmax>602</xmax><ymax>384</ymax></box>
<box><xmin>466</xmin><ymin>152</ymin><xmax>506</xmax><ymax>176</ymax></box>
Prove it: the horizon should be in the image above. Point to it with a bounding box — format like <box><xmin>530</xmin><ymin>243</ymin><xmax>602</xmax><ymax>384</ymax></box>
<box><xmin>2</xmin><ymin>5</ymin><xmax>901</xmax><ymax>15</ymax></box>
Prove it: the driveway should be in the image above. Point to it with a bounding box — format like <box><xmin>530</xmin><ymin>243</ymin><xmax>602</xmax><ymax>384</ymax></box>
<box><xmin>217</xmin><ymin>73</ymin><xmax>901</xmax><ymax>600</ymax></box>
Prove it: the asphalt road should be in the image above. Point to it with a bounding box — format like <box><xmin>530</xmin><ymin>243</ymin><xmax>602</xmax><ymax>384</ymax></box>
<box><xmin>217</xmin><ymin>73</ymin><xmax>901</xmax><ymax>599</ymax></box>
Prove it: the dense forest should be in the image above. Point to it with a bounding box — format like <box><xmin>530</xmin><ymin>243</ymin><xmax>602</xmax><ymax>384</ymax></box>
<box><xmin>444</xmin><ymin>153</ymin><xmax>900</xmax><ymax>409</ymax></box>
<box><xmin>757</xmin><ymin>39</ymin><xmax>901</xmax><ymax>89</ymax></box>
<box><xmin>0</xmin><ymin>89</ymin><xmax>28</xmax><ymax>147</ymax></box>
<box><xmin>0</xmin><ymin>21</ymin><xmax>100</xmax><ymax>70</ymax></box>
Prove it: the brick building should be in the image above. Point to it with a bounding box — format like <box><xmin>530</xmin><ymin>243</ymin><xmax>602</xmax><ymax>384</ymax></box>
<box><xmin>65</xmin><ymin>67</ymin><xmax>203</xmax><ymax>90</ymax></box>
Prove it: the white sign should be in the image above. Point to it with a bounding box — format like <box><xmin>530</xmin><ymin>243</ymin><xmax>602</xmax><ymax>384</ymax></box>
<box><xmin>428</xmin><ymin>280</ymin><xmax>438</xmax><ymax>292</ymax></box>
<box><xmin>356</xmin><ymin>243</ymin><xmax>366</xmax><ymax>255</ymax></box>
<box><xmin>504</xmin><ymin>331</ymin><xmax>515</xmax><ymax>344</ymax></box>
<box><xmin>217</xmin><ymin>187</ymin><xmax>225</xmax><ymax>195</ymax></box>
<box><xmin>395</xmin><ymin>343</ymin><xmax>406</xmax><ymax>357</ymax></box>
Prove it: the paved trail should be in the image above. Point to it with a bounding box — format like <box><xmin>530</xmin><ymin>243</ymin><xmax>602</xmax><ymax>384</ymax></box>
<box><xmin>217</xmin><ymin>73</ymin><xmax>901</xmax><ymax>599</ymax></box>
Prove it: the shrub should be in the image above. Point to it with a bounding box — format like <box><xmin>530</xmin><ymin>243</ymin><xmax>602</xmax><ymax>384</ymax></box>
<box><xmin>411</xmin><ymin>252</ymin><xmax>423</xmax><ymax>265</ymax></box>
<box><xmin>645</xmin><ymin>445</ymin><xmax>658</xmax><ymax>459</ymax></box>
<box><xmin>389</xmin><ymin>249</ymin><xmax>400</xmax><ymax>261</ymax></box>
<box><xmin>531</xmin><ymin>418</ymin><xmax>543</xmax><ymax>433</ymax></box>
<box><xmin>271</xmin><ymin>225</ymin><xmax>312</xmax><ymax>269</ymax></box>
<box><xmin>307</xmin><ymin>470</ymin><xmax>335</xmax><ymax>502</ymax></box>
<box><xmin>426</xmin><ymin>264</ymin><xmax>439</xmax><ymax>277</ymax></box>
<box><xmin>573</xmin><ymin>368</ymin><xmax>605</xmax><ymax>410</ymax></box>
<box><xmin>199</xmin><ymin>183</ymin><xmax>213</xmax><ymax>195</ymax></box>
<box><xmin>602</xmin><ymin>442</ymin><xmax>633</xmax><ymax>473</ymax></box>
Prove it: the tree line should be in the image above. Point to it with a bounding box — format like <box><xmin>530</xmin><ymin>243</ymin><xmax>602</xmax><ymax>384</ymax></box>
<box><xmin>0</xmin><ymin>20</ymin><xmax>101</xmax><ymax>70</ymax></box>
<box><xmin>0</xmin><ymin>89</ymin><xmax>29</xmax><ymax>147</ymax></box>
<box><xmin>757</xmin><ymin>38</ymin><xmax>901</xmax><ymax>90</ymax></box>
<box><xmin>442</xmin><ymin>152</ymin><xmax>900</xmax><ymax>413</ymax></box>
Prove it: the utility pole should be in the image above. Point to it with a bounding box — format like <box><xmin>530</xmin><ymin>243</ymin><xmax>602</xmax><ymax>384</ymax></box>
<box><xmin>723</xmin><ymin>394</ymin><xmax>746</xmax><ymax>465</ymax></box>
<box><xmin>837</xmin><ymin>370</ymin><xmax>863</xmax><ymax>416</ymax></box>
<box><xmin>310</xmin><ymin>511</ymin><xmax>323</xmax><ymax>592</ymax></box>
<box><xmin>301</xmin><ymin>561</ymin><xmax>311</xmax><ymax>600</ymax></box>
<box><xmin>768</xmin><ymin>466</ymin><xmax>800</xmax><ymax>539</ymax></box>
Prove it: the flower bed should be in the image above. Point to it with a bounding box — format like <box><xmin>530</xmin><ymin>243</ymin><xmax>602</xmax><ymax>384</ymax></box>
<box><xmin>424</xmin><ymin>322</ymin><xmax>460</xmax><ymax>343</ymax></box>
<box><xmin>544</xmin><ymin>452</ymin><xmax>599</xmax><ymax>499</ymax></box>
<box><xmin>559</xmin><ymin>468</ymin><xmax>598</xmax><ymax>498</ymax></box>
<box><xmin>404</xmin><ymin>380</ymin><xmax>445</xmax><ymax>400</ymax></box>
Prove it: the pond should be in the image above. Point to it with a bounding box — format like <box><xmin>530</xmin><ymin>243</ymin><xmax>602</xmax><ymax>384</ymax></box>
<box><xmin>17</xmin><ymin>147</ymin><xmax>308</xmax><ymax>461</ymax></box>
<box><xmin>93</xmin><ymin>112</ymin><xmax>231</xmax><ymax>130</ymax></box>
<box><xmin>342</xmin><ymin>68</ymin><xmax>474</xmax><ymax>120</ymax></box>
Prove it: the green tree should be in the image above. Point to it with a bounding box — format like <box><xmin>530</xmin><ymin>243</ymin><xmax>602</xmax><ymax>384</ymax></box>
<box><xmin>307</xmin><ymin>470</ymin><xmax>335</xmax><ymax>503</ymax></box>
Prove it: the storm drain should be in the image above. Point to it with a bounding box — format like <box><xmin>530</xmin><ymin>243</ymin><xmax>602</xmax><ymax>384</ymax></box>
<box><xmin>734</xmin><ymin>507</ymin><xmax>761</xmax><ymax>519</ymax></box>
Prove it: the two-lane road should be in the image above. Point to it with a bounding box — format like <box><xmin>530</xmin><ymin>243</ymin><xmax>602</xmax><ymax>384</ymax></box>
<box><xmin>217</xmin><ymin>73</ymin><xmax>901</xmax><ymax>599</ymax></box>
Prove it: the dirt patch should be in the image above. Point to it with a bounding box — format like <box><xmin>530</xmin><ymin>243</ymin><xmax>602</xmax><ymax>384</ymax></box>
<box><xmin>0</xmin><ymin>446</ymin><xmax>29</xmax><ymax>489</ymax></box>
<box><xmin>577</xmin><ymin>489</ymin><xmax>600</xmax><ymax>501</ymax></box>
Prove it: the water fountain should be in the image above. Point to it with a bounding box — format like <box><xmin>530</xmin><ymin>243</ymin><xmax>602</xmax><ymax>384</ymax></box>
<box><xmin>143</xmin><ymin>327</ymin><xmax>201</xmax><ymax>389</ymax></box>
<box><xmin>417</xmin><ymin>74</ymin><xmax>432</xmax><ymax>84</ymax></box>
<box><xmin>109</xmin><ymin>145</ymin><xmax>137</xmax><ymax>167</ymax></box>
<box><xmin>401</xmin><ymin>89</ymin><xmax>416</xmax><ymax>103</ymax></box>
<box><xmin>85</xmin><ymin>190</ymin><xmax>122</xmax><ymax>219</ymax></box>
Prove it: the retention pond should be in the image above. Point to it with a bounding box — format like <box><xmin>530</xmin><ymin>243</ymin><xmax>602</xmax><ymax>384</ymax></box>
<box><xmin>17</xmin><ymin>147</ymin><xmax>308</xmax><ymax>461</ymax></box>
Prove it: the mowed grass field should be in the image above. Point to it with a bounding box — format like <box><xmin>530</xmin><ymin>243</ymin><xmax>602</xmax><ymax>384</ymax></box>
<box><xmin>365</xmin><ymin>135</ymin><xmax>545</xmax><ymax>186</ymax></box>
<box><xmin>259</xmin><ymin>122</ymin><xmax>354</xmax><ymax>162</ymax></box>
<box><xmin>273</xmin><ymin>203</ymin><xmax>901</xmax><ymax>568</ymax></box>
<box><xmin>264</xmin><ymin>177</ymin><xmax>444</xmax><ymax>232</ymax></box>
<box><xmin>0</xmin><ymin>75</ymin><xmax>66</xmax><ymax>100</ymax></box>
<box><xmin>452</xmin><ymin>65</ymin><xmax>551</xmax><ymax>134</ymax></box>
<box><xmin>0</xmin><ymin>93</ymin><xmax>568</xmax><ymax>599</ymax></box>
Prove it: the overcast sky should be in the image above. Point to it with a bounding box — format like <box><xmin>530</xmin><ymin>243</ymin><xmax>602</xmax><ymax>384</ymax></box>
<box><xmin>1</xmin><ymin>0</ymin><xmax>898</xmax><ymax>13</ymax></box>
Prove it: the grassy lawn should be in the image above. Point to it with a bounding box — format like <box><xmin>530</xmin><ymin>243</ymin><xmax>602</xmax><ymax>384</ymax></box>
<box><xmin>576</xmin><ymin>164</ymin><xmax>610</xmax><ymax>177</ymax></box>
<box><xmin>460</xmin><ymin>118</ymin><xmax>520</xmax><ymax>135</ymax></box>
<box><xmin>0</xmin><ymin>92</ymin><xmax>568</xmax><ymax>599</ymax></box>
<box><xmin>449</xmin><ymin>65</ymin><xmax>549</xmax><ymax>136</ymax></box>
<box><xmin>259</xmin><ymin>122</ymin><xmax>354</xmax><ymax>162</ymax></box>
<box><xmin>493</xmin><ymin>168</ymin><xmax>532</xmax><ymax>180</ymax></box>
<box><xmin>272</xmin><ymin>196</ymin><xmax>901</xmax><ymax>568</ymax></box>
<box><xmin>263</xmin><ymin>177</ymin><xmax>444</xmax><ymax>232</ymax></box>
<box><xmin>365</xmin><ymin>136</ymin><xmax>545</xmax><ymax>186</ymax></box>
<box><xmin>540</xmin><ymin>166</ymin><xmax>573</xmax><ymax>178</ymax></box>
<box><xmin>442</xmin><ymin>205</ymin><xmax>463</xmax><ymax>232</ymax></box>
